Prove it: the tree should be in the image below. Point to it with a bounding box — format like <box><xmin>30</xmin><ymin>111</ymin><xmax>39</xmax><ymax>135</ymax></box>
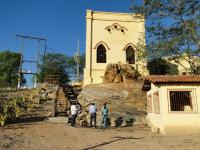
<box><xmin>67</xmin><ymin>53</ymin><xmax>85</xmax><ymax>78</ymax></box>
<box><xmin>148</xmin><ymin>58</ymin><xmax>175</xmax><ymax>75</ymax></box>
<box><xmin>0</xmin><ymin>50</ymin><xmax>21</xmax><ymax>88</ymax></box>
<box><xmin>131</xmin><ymin>0</ymin><xmax>200</xmax><ymax>74</ymax></box>
<box><xmin>38</xmin><ymin>53</ymin><xmax>70</xmax><ymax>84</ymax></box>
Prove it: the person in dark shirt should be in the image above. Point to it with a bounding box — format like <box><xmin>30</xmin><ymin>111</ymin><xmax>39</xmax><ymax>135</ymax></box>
<box><xmin>101</xmin><ymin>102</ymin><xmax>108</xmax><ymax>128</ymax></box>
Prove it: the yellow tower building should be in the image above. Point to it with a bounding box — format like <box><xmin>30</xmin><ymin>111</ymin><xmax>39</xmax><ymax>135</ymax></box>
<box><xmin>84</xmin><ymin>10</ymin><xmax>148</xmax><ymax>85</ymax></box>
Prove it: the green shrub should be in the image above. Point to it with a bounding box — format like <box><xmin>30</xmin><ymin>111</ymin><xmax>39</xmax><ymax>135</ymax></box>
<box><xmin>0</xmin><ymin>95</ymin><xmax>33</xmax><ymax>127</ymax></box>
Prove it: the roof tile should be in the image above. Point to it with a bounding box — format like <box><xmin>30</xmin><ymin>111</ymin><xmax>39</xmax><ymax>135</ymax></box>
<box><xmin>145</xmin><ymin>75</ymin><xmax>200</xmax><ymax>84</ymax></box>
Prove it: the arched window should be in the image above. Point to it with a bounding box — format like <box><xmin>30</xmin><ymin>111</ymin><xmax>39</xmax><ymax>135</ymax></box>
<box><xmin>126</xmin><ymin>46</ymin><xmax>135</xmax><ymax>64</ymax></box>
<box><xmin>97</xmin><ymin>44</ymin><xmax>106</xmax><ymax>63</ymax></box>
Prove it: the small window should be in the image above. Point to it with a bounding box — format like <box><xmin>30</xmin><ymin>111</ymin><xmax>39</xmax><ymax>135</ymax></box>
<box><xmin>126</xmin><ymin>46</ymin><xmax>135</xmax><ymax>64</ymax></box>
<box><xmin>147</xmin><ymin>94</ymin><xmax>152</xmax><ymax>113</ymax></box>
<box><xmin>169</xmin><ymin>91</ymin><xmax>194</xmax><ymax>112</ymax></box>
<box><xmin>153</xmin><ymin>91</ymin><xmax>160</xmax><ymax>114</ymax></box>
<box><xmin>97</xmin><ymin>44</ymin><xmax>106</xmax><ymax>63</ymax></box>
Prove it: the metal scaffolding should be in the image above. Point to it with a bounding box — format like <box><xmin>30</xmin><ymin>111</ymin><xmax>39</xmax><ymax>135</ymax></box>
<box><xmin>16</xmin><ymin>34</ymin><xmax>46</xmax><ymax>89</ymax></box>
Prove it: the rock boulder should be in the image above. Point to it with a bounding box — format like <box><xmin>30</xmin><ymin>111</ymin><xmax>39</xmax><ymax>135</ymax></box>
<box><xmin>103</xmin><ymin>63</ymin><xmax>139</xmax><ymax>83</ymax></box>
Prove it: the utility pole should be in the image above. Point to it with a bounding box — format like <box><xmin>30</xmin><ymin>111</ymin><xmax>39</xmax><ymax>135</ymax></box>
<box><xmin>42</xmin><ymin>43</ymin><xmax>47</xmax><ymax>83</ymax></box>
<box><xmin>16</xmin><ymin>34</ymin><xmax>46</xmax><ymax>89</ymax></box>
<box><xmin>33</xmin><ymin>40</ymin><xmax>40</xmax><ymax>88</ymax></box>
<box><xmin>17</xmin><ymin>37</ymin><xmax>25</xmax><ymax>89</ymax></box>
<box><xmin>74</xmin><ymin>39</ymin><xmax>80</xmax><ymax>81</ymax></box>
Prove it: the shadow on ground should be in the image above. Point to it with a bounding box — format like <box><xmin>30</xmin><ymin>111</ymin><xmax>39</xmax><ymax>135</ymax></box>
<box><xmin>2</xmin><ymin>116</ymin><xmax>47</xmax><ymax>129</ymax></box>
<box><xmin>14</xmin><ymin>116</ymin><xmax>47</xmax><ymax>123</ymax></box>
<box><xmin>82</xmin><ymin>136</ymin><xmax>144</xmax><ymax>150</ymax></box>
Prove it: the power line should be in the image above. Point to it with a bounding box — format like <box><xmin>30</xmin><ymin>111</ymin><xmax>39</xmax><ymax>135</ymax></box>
<box><xmin>16</xmin><ymin>35</ymin><xmax>46</xmax><ymax>41</ymax></box>
<box><xmin>74</xmin><ymin>39</ymin><xmax>80</xmax><ymax>81</ymax></box>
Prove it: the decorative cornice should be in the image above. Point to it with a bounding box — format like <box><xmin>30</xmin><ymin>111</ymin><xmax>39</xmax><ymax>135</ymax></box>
<box><xmin>105</xmin><ymin>23</ymin><xmax>128</xmax><ymax>33</ymax></box>
<box><xmin>88</xmin><ymin>10</ymin><xmax>145</xmax><ymax>22</ymax></box>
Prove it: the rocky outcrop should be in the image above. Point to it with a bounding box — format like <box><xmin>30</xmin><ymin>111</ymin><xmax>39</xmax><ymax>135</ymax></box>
<box><xmin>103</xmin><ymin>64</ymin><xmax>119</xmax><ymax>82</ymax></box>
<box><xmin>39</xmin><ymin>83</ymin><xmax>69</xmax><ymax>116</ymax></box>
<box><xmin>103</xmin><ymin>63</ymin><xmax>139</xmax><ymax>83</ymax></box>
<box><xmin>29</xmin><ymin>83</ymin><xmax>59</xmax><ymax>117</ymax></box>
<box><xmin>77</xmin><ymin>82</ymin><xmax>147</xmax><ymax>127</ymax></box>
<box><xmin>39</xmin><ymin>83</ymin><xmax>58</xmax><ymax>100</ymax></box>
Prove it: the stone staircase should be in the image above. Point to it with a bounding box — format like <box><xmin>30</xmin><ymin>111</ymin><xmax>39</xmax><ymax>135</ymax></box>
<box><xmin>62</xmin><ymin>85</ymin><xmax>82</xmax><ymax>114</ymax></box>
<box><xmin>55</xmin><ymin>87</ymin><xmax>69</xmax><ymax>116</ymax></box>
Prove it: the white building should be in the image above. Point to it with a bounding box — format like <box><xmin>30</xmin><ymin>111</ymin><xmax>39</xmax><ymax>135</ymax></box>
<box><xmin>144</xmin><ymin>75</ymin><xmax>200</xmax><ymax>134</ymax></box>
<box><xmin>163</xmin><ymin>54</ymin><xmax>200</xmax><ymax>75</ymax></box>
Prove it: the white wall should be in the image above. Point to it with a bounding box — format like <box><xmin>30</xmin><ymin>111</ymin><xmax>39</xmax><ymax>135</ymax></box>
<box><xmin>147</xmin><ymin>83</ymin><xmax>200</xmax><ymax>134</ymax></box>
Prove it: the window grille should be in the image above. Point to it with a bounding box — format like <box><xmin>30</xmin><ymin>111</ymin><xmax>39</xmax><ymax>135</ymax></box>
<box><xmin>97</xmin><ymin>44</ymin><xmax>106</xmax><ymax>63</ymax></box>
<box><xmin>169</xmin><ymin>91</ymin><xmax>194</xmax><ymax>112</ymax></box>
<box><xmin>126</xmin><ymin>46</ymin><xmax>135</xmax><ymax>64</ymax></box>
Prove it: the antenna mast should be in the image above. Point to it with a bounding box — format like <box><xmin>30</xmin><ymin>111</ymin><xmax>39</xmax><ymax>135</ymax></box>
<box><xmin>74</xmin><ymin>39</ymin><xmax>80</xmax><ymax>81</ymax></box>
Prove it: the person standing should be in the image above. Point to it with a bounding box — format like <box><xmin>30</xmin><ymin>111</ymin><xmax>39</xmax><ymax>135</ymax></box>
<box><xmin>101</xmin><ymin>102</ymin><xmax>109</xmax><ymax>128</ymax></box>
<box><xmin>89</xmin><ymin>102</ymin><xmax>97</xmax><ymax>128</ymax></box>
<box><xmin>71</xmin><ymin>104</ymin><xmax>78</xmax><ymax>127</ymax></box>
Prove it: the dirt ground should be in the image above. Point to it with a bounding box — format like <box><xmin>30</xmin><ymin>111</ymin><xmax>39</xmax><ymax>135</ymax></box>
<box><xmin>1</xmin><ymin>121</ymin><xmax>200</xmax><ymax>150</ymax></box>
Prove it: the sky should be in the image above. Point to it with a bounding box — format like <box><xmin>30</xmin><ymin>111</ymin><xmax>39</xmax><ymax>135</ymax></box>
<box><xmin>0</xmin><ymin>0</ymin><xmax>134</xmax><ymax>87</ymax></box>
<box><xmin>0</xmin><ymin>0</ymin><xmax>133</xmax><ymax>55</ymax></box>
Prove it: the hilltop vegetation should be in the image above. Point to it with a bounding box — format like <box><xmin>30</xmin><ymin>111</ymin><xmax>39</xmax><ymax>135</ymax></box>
<box><xmin>0</xmin><ymin>51</ymin><xmax>22</xmax><ymax>88</ymax></box>
<box><xmin>131</xmin><ymin>0</ymin><xmax>200</xmax><ymax>74</ymax></box>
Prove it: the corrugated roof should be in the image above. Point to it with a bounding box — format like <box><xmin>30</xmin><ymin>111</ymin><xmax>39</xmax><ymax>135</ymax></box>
<box><xmin>145</xmin><ymin>75</ymin><xmax>200</xmax><ymax>84</ymax></box>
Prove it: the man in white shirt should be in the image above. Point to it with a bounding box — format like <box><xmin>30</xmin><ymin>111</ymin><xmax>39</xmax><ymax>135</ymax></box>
<box><xmin>89</xmin><ymin>102</ymin><xmax>97</xmax><ymax>128</ymax></box>
<box><xmin>71</xmin><ymin>104</ymin><xmax>78</xmax><ymax>127</ymax></box>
